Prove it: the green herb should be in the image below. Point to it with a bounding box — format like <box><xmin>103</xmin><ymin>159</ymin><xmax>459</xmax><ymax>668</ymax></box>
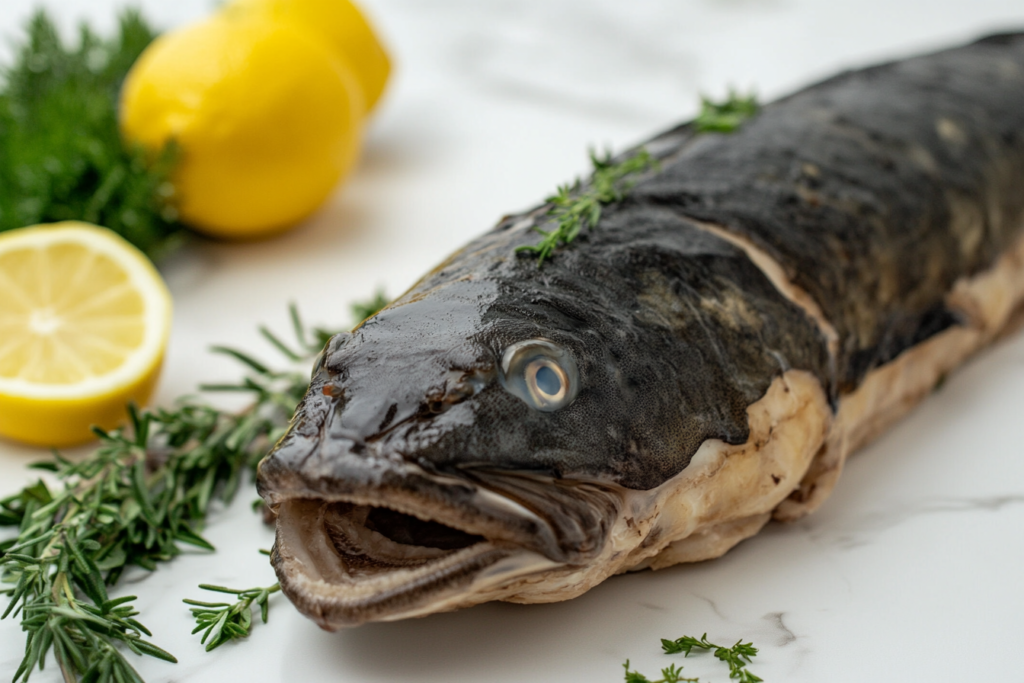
<box><xmin>183</xmin><ymin>582</ymin><xmax>280</xmax><ymax>651</ymax></box>
<box><xmin>350</xmin><ymin>288</ymin><xmax>390</xmax><ymax>324</ymax></box>
<box><xmin>623</xmin><ymin>660</ymin><xmax>699</xmax><ymax>683</ymax></box>
<box><xmin>0</xmin><ymin>9</ymin><xmax>183</xmax><ymax>259</ymax></box>
<box><xmin>694</xmin><ymin>91</ymin><xmax>761</xmax><ymax>133</ymax></box>
<box><xmin>0</xmin><ymin>304</ymin><xmax>343</xmax><ymax>682</ymax></box>
<box><xmin>661</xmin><ymin>633</ymin><xmax>762</xmax><ymax>683</ymax></box>
<box><xmin>516</xmin><ymin>148</ymin><xmax>657</xmax><ymax>265</ymax></box>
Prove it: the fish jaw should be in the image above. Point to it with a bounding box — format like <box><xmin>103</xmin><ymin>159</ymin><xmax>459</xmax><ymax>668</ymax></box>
<box><xmin>260</xmin><ymin>451</ymin><xmax>621</xmax><ymax>628</ymax></box>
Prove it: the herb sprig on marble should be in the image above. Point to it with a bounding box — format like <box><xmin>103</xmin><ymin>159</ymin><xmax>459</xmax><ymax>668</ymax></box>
<box><xmin>624</xmin><ymin>633</ymin><xmax>762</xmax><ymax>683</ymax></box>
<box><xmin>0</xmin><ymin>303</ymin><xmax>360</xmax><ymax>683</ymax></box>
<box><xmin>516</xmin><ymin>148</ymin><xmax>657</xmax><ymax>266</ymax></box>
<box><xmin>183</xmin><ymin>581</ymin><xmax>281</xmax><ymax>652</ymax></box>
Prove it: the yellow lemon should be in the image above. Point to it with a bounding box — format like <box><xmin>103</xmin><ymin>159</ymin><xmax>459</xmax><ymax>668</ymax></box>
<box><xmin>120</xmin><ymin>12</ymin><xmax>364</xmax><ymax>239</ymax></box>
<box><xmin>0</xmin><ymin>222</ymin><xmax>172</xmax><ymax>447</ymax></box>
<box><xmin>227</xmin><ymin>0</ymin><xmax>391</xmax><ymax>112</ymax></box>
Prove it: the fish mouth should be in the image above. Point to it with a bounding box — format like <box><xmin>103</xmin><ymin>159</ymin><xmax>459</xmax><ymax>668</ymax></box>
<box><xmin>263</xmin><ymin>461</ymin><xmax>617</xmax><ymax>629</ymax></box>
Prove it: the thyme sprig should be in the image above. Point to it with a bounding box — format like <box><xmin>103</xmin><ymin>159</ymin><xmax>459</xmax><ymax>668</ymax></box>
<box><xmin>694</xmin><ymin>91</ymin><xmax>761</xmax><ymax>133</ymax></box>
<box><xmin>0</xmin><ymin>303</ymin><xmax>347</xmax><ymax>683</ymax></box>
<box><xmin>516</xmin><ymin>148</ymin><xmax>656</xmax><ymax>265</ymax></box>
<box><xmin>661</xmin><ymin>633</ymin><xmax>762</xmax><ymax>683</ymax></box>
<box><xmin>623</xmin><ymin>660</ymin><xmax>699</xmax><ymax>683</ymax></box>
<box><xmin>183</xmin><ymin>583</ymin><xmax>281</xmax><ymax>651</ymax></box>
<box><xmin>0</xmin><ymin>9</ymin><xmax>183</xmax><ymax>259</ymax></box>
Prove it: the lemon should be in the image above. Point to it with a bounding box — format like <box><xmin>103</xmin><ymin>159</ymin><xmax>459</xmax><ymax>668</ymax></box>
<box><xmin>227</xmin><ymin>0</ymin><xmax>391</xmax><ymax>112</ymax></box>
<box><xmin>0</xmin><ymin>222</ymin><xmax>172</xmax><ymax>447</ymax></box>
<box><xmin>119</xmin><ymin>12</ymin><xmax>364</xmax><ymax>239</ymax></box>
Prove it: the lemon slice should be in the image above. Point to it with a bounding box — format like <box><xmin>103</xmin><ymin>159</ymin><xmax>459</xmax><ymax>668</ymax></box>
<box><xmin>0</xmin><ymin>222</ymin><xmax>172</xmax><ymax>447</ymax></box>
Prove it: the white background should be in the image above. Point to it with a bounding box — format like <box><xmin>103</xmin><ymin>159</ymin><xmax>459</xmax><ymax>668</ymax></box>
<box><xmin>2</xmin><ymin>1</ymin><xmax>1024</xmax><ymax>681</ymax></box>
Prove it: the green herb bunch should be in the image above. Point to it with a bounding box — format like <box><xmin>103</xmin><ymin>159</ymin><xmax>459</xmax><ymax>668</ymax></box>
<box><xmin>0</xmin><ymin>304</ymin><xmax>351</xmax><ymax>683</ymax></box>
<box><xmin>0</xmin><ymin>10</ymin><xmax>183</xmax><ymax>259</ymax></box>
<box><xmin>516</xmin><ymin>148</ymin><xmax>657</xmax><ymax>265</ymax></box>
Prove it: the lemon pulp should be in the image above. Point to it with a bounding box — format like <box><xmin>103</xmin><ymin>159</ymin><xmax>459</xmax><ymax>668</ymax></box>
<box><xmin>0</xmin><ymin>222</ymin><xmax>172</xmax><ymax>446</ymax></box>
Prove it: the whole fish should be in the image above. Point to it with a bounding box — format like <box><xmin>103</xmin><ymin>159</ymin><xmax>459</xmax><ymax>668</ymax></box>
<box><xmin>257</xmin><ymin>32</ymin><xmax>1024</xmax><ymax>629</ymax></box>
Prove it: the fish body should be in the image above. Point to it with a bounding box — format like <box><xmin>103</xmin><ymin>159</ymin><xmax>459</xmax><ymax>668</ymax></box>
<box><xmin>257</xmin><ymin>33</ymin><xmax>1024</xmax><ymax>629</ymax></box>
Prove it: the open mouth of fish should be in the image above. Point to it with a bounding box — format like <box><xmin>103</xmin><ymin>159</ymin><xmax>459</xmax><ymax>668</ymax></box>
<box><xmin>267</xmin><ymin>462</ymin><xmax>615</xmax><ymax>629</ymax></box>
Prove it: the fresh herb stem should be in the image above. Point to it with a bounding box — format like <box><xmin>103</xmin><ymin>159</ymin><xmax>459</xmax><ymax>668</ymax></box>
<box><xmin>0</xmin><ymin>9</ymin><xmax>183</xmax><ymax>259</ymax></box>
<box><xmin>183</xmin><ymin>583</ymin><xmax>281</xmax><ymax>651</ymax></box>
<box><xmin>0</xmin><ymin>303</ymin><xmax>345</xmax><ymax>682</ymax></box>
<box><xmin>694</xmin><ymin>91</ymin><xmax>761</xmax><ymax>134</ymax></box>
<box><xmin>623</xmin><ymin>660</ymin><xmax>699</xmax><ymax>683</ymax></box>
<box><xmin>661</xmin><ymin>633</ymin><xmax>762</xmax><ymax>683</ymax></box>
<box><xmin>516</xmin><ymin>148</ymin><xmax>657</xmax><ymax>266</ymax></box>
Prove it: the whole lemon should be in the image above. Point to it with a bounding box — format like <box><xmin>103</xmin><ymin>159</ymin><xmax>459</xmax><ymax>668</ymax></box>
<box><xmin>227</xmin><ymin>0</ymin><xmax>391</xmax><ymax>112</ymax></box>
<box><xmin>120</xmin><ymin>12</ymin><xmax>364</xmax><ymax>238</ymax></box>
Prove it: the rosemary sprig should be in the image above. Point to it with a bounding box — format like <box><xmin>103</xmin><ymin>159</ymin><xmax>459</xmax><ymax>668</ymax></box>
<box><xmin>0</xmin><ymin>303</ymin><xmax>344</xmax><ymax>682</ymax></box>
<box><xmin>694</xmin><ymin>91</ymin><xmax>761</xmax><ymax>133</ymax></box>
<box><xmin>623</xmin><ymin>660</ymin><xmax>699</xmax><ymax>683</ymax></box>
<box><xmin>661</xmin><ymin>633</ymin><xmax>762</xmax><ymax>683</ymax></box>
<box><xmin>183</xmin><ymin>583</ymin><xmax>280</xmax><ymax>651</ymax></box>
<box><xmin>516</xmin><ymin>148</ymin><xmax>656</xmax><ymax>265</ymax></box>
<box><xmin>0</xmin><ymin>9</ymin><xmax>183</xmax><ymax>259</ymax></box>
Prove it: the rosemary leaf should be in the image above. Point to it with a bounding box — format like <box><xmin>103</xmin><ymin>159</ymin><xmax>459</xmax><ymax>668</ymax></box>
<box><xmin>183</xmin><ymin>582</ymin><xmax>281</xmax><ymax>651</ymax></box>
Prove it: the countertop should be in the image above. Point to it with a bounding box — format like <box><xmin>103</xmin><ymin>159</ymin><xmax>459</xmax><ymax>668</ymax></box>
<box><xmin>2</xmin><ymin>1</ymin><xmax>1024</xmax><ymax>681</ymax></box>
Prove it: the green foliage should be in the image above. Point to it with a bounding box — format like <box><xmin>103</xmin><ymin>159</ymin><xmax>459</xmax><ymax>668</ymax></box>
<box><xmin>350</xmin><ymin>289</ymin><xmax>390</xmax><ymax>325</ymax></box>
<box><xmin>0</xmin><ymin>9</ymin><xmax>183</xmax><ymax>259</ymax></box>
<box><xmin>661</xmin><ymin>633</ymin><xmax>762</xmax><ymax>683</ymax></box>
<box><xmin>183</xmin><ymin>582</ymin><xmax>281</xmax><ymax>651</ymax></box>
<box><xmin>623</xmin><ymin>660</ymin><xmax>699</xmax><ymax>683</ymax></box>
<box><xmin>0</xmin><ymin>305</ymin><xmax>344</xmax><ymax>682</ymax></box>
<box><xmin>694</xmin><ymin>91</ymin><xmax>761</xmax><ymax>134</ymax></box>
<box><xmin>517</xmin><ymin>148</ymin><xmax>657</xmax><ymax>265</ymax></box>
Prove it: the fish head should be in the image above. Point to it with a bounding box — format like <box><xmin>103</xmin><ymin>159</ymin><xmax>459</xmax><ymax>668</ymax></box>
<box><xmin>256</xmin><ymin>267</ymin><xmax>665</xmax><ymax>629</ymax></box>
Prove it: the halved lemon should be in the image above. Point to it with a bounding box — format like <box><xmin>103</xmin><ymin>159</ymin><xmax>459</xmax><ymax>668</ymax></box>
<box><xmin>0</xmin><ymin>222</ymin><xmax>172</xmax><ymax>447</ymax></box>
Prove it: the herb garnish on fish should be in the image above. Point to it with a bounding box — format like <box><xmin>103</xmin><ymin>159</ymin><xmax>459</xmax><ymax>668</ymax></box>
<box><xmin>694</xmin><ymin>91</ymin><xmax>761</xmax><ymax>133</ymax></box>
<box><xmin>515</xmin><ymin>148</ymin><xmax>657</xmax><ymax>264</ymax></box>
<box><xmin>517</xmin><ymin>91</ymin><xmax>760</xmax><ymax>265</ymax></box>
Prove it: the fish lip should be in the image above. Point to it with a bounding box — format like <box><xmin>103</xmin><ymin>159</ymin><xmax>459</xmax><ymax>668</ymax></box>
<box><xmin>260</xmin><ymin>459</ymin><xmax>573</xmax><ymax>629</ymax></box>
<box><xmin>259</xmin><ymin>457</ymin><xmax>566</xmax><ymax>557</ymax></box>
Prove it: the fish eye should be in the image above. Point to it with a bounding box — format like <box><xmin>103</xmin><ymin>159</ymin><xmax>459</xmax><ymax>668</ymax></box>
<box><xmin>500</xmin><ymin>339</ymin><xmax>578</xmax><ymax>411</ymax></box>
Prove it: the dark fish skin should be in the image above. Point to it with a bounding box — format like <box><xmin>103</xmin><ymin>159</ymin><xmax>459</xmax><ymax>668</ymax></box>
<box><xmin>257</xmin><ymin>32</ymin><xmax>1024</xmax><ymax>627</ymax></box>
<box><xmin>636</xmin><ymin>32</ymin><xmax>1024</xmax><ymax>391</ymax></box>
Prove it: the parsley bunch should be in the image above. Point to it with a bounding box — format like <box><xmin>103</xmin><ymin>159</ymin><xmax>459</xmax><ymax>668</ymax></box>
<box><xmin>0</xmin><ymin>10</ymin><xmax>183</xmax><ymax>259</ymax></box>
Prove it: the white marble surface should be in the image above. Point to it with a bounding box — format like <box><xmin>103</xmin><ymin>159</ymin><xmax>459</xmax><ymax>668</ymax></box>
<box><xmin>3</xmin><ymin>1</ymin><xmax>1024</xmax><ymax>681</ymax></box>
